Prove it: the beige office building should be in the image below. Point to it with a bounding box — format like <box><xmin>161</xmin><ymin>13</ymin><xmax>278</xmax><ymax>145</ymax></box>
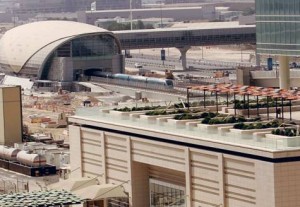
<box><xmin>69</xmin><ymin>107</ymin><xmax>300</xmax><ymax>207</ymax></box>
<box><xmin>0</xmin><ymin>86</ymin><xmax>22</xmax><ymax>146</ymax></box>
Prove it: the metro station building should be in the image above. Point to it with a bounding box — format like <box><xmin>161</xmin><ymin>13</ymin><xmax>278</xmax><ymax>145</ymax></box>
<box><xmin>0</xmin><ymin>21</ymin><xmax>124</xmax><ymax>89</ymax></box>
<box><xmin>256</xmin><ymin>0</ymin><xmax>300</xmax><ymax>89</ymax></box>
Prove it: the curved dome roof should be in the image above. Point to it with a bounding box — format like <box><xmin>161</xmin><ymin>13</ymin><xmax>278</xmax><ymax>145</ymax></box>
<box><xmin>0</xmin><ymin>21</ymin><xmax>112</xmax><ymax>73</ymax></box>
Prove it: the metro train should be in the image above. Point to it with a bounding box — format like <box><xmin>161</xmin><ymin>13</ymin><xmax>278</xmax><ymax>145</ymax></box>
<box><xmin>0</xmin><ymin>145</ymin><xmax>46</xmax><ymax>167</ymax></box>
<box><xmin>90</xmin><ymin>72</ymin><xmax>174</xmax><ymax>89</ymax></box>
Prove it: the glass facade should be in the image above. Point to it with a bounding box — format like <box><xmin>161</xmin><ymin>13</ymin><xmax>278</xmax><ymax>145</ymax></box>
<box><xmin>150</xmin><ymin>179</ymin><xmax>185</xmax><ymax>207</ymax></box>
<box><xmin>256</xmin><ymin>0</ymin><xmax>300</xmax><ymax>56</ymax></box>
<box><xmin>71</xmin><ymin>35</ymin><xmax>119</xmax><ymax>57</ymax></box>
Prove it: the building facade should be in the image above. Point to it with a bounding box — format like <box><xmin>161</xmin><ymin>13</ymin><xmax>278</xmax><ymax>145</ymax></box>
<box><xmin>12</xmin><ymin>0</ymin><xmax>141</xmax><ymax>14</ymax></box>
<box><xmin>256</xmin><ymin>0</ymin><xmax>300</xmax><ymax>89</ymax></box>
<box><xmin>78</xmin><ymin>6</ymin><xmax>215</xmax><ymax>25</ymax></box>
<box><xmin>69</xmin><ymin>107</ymin><xmax>300</xmax><ymax>207</ymax></box>
<box><xmin>95</xmin><ymin>0</ymin><xmax>141</xmax><ymax>10</ymax></box>
<box><xmin>0</xmin><ymin>86</ymin><xmax>22</xmax><ymax>146</ymax></box>
<box><xmin>0</xmin><ymin>21</ymin><xmax>124</xmax><ymax>88</ymax></box>
<box><xmin>13</xmin><ymin>0</ymin><xmax>94</xmax><ymax>13</ymax></box>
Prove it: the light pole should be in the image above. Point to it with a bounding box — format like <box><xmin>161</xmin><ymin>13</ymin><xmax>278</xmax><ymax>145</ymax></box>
<box><xmin>130</xmin><ymin>0</ymin><xmax>133</xmax><ymax>30</ymax></box>
<box><xmin>160</xmin><ymin>2</ymin><xmax>163</xmax><ymax>28</ymax></box>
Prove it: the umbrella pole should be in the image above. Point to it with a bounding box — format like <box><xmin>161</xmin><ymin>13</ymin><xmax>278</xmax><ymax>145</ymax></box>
<box><xmin>281</xmin><ymin>97</ymin><xmax>284</xmax><ymax>121</ymax></box>
<box><xmin>275</xmin><ymin>98</ymin><xmax>278</xmax><ymax>119</ymax></box>
<box><xmin>234</xmin><ymin>93</ymin><xmax>236</xmax><ymax>116</ymax></box>
<box><xmin>256</xmin><ymin>95</ymin><xmax>259</xmax><ymax>116</ymax></box>
<box><xmin>247</xmin><ymin>93</ymin><xmax>250</xmax><ymax>118</ymax></box>
<box><xmin>187</xmin><ymin>87</ymin><xmax>190</xmax><ymax>110</ymax></box>
<box><xmin>203</xmin><ymin>89</ymin><xmax>206</xmax><ymax>108</ymax></box>
<box><xmin>216</xmin><ymin>91</ymin><xmax>218</xmax><ymax>113</ymax></box>
<box><xmin>290</xmin><ymin>99</ymin><xmax>292</xmax><ymax>121</ymax></box>
<box><xmin>267</xmin><ymin>96</ymin><xmax>269</xmax><ymax>120</ymax></box>
<box><xmin>226</xmin><ymin>92</ymin><xmax>229</xmax><ymax>107</ymax></box>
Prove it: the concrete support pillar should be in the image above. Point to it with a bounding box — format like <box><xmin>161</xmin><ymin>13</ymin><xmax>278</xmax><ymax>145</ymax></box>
<box><xmin>255</xmin><ymin>51</ymin><xmax>260</xmax><ymax>66</ymax></box>
<box><xmin>279</xmin><ymin>56</ymin><xmax>290</xmax><ymax>90</ymax></box>
<box><xmin>177</xmin><ymin>46</ymin><xmax>191</xmax><ymax>70</ymax></box>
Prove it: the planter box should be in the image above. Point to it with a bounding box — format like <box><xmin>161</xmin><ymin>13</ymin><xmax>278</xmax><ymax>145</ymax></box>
<box><xmin>197</xmin><ymin>123</ymin><xmax>236</xmax><ymax>134</ymax></box>
<box><xmin>230</xmin><ymin>128</ymin><xmax>276</xmax><ymax>139</ymax></box>
<box><xmin>265</xmin><ymin>134</ymin><xmax>300</xmax><ymax>147</ymax></box>
<box><xmin>218</xmin><ymin>126</ymin><xmax>233</xmax><ymax>136</ymax></box>
<box><xmin>253</xmin><ymin>131</ymin><xmax>271</xmax><ymax>142</ymax></box>
<box><xmin>167</xmin><ymin>119</ymin><xmax>201</xmax><ymax>129</ymax></box>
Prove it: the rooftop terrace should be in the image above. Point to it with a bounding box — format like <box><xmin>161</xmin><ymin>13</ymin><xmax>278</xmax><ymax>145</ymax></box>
<box><xmin>70</xmin><ymin>84</ymin><xmax>300</xmax><ymax>159</ymax></box>
<box><xmin>72</xmin><ymin>105</ymin><xmax>300</xmax><ymax>153</ymax></box>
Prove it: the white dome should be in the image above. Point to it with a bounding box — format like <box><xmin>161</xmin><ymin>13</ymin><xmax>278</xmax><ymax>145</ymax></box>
<box><xmin>0</xmin><ymin>21</ymin><xmax>112</xmax><ymax>73</ymax></box>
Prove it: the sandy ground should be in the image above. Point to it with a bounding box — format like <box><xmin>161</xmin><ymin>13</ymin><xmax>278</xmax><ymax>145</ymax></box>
<box><xmin>131</xmin><ymin>45</ymin><xmax>256</xmax><ymax>63</ymax></box>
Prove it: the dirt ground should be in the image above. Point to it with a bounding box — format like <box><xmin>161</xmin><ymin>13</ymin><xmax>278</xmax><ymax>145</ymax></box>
<box><xmin>131</xmin><ymin>45</ymin><xmax>256</xmax><ymax>63</ymax></box>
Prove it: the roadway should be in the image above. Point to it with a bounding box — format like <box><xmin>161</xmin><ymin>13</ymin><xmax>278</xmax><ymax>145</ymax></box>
<box><xmin>126</xmin><ymin>53</ymin><xmax>252</xmax><ymax>71</ymax></box>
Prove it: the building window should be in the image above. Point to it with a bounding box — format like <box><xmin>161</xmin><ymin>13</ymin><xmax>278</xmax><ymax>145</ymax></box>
<box><xmin>150</xmin><ymin>179</ymin><xmax>185</xmax><ymax>207</ymax></box>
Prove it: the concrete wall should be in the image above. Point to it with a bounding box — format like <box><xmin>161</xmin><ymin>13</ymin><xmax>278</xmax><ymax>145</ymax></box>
<box><xmin>236</xmin><ymin>67</ymin><xmax>251</xmax><ymax>85</ymax></box>
<box><xmin>273</xmin><ymin>161</ymin><xmax>300</xmax><ymax>207</ymax></box>
<box><xmin>70</xmin><ymin>125</ymin><xmax>283</xmax><ymax>207</ymax></box>
<box><xmin>47</xmin><ymin>55</ymin><xmax>124</xmax><ymax>82</ymax></box>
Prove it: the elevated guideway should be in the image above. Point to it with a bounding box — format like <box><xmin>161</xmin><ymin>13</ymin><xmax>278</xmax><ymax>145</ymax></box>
<box><xmin>114</xmin><ymin>22</ymin><xmax>256</xmax><ymax>50</ymax></box>
<box><xmin>114</xmin><ymin>22</ymin><xmax>256</xmax><ymax>69</ymax></box>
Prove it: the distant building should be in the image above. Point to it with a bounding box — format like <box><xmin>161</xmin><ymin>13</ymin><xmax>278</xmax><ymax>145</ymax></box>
<box><xmin>13</xmin><ymin>0</ymin><xmax>94</xmax><ymax>14</ymax></box>
<box><xmin>78</xmin><ymin>6</ymin><xmax>215</xmax><ymax>25</ymax></box>
<box><xmin>95</xmin><ymin>0</ymin><xmax>142</xmax><ymax>10</ymax></box>
<box><xmin>12</xmin><ymin>0</ymin><xmax>141</xmax><ymax>14</ymax></box>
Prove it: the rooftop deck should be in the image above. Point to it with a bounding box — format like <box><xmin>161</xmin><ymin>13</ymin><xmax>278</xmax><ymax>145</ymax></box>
<box><xmin>71</xmin><ymin>105</ymin><xmax>300</xmax><ymax>153</ymax></box>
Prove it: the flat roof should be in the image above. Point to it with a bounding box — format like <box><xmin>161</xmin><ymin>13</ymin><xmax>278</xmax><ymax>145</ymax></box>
<box><xmin>86</xmin><ymin>7</ymin><xmax>204</xmax><ymax>14</ymax></box>
<box><xmin>114</xmin><ymin>22</ymin><xmax>255</xmax><ymax>34</ymax></box>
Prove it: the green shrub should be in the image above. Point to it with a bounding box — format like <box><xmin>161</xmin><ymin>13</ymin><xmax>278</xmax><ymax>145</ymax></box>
<box><xmin>233</xmin><ymin>122</ymin><xmax>245</xmax><ymax>129</ymax></box>
<box><xmin>202</xmin><ymin>117</ymin><xmax>210</xmax><ymax>124</ymax></box>
<box><xmin>114</xmin><ymin>105</ymin><xmax>163</xmax><ymax>112</ymax></box>
<box><xmin>272</xmin><ymin>128</ymin><xmax>298</xmax><ymax>137</ymax></box>
<box><xmin>256</xmin><ymin>123</ymin><xmax>263</xmax><ymax>129</ymax></box>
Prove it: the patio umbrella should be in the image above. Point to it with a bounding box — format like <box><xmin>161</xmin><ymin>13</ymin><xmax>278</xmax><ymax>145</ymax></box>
<box><xmin>73</xmin><ymin>184</ymin><xmax>127</xmax><ymax>200</ymax></box>
<box><xmin>48</xmin><ymin>177</ymin><xmax>99</xmax><ymax>192</ymax></box>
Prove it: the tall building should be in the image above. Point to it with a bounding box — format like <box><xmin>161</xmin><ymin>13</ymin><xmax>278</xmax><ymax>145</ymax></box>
<box><xmin>256</xmin><ymin>0</ymin><xmax>299</xmax><ymax>89</ymax></box>
<box><xmin>0</xmin><ymin>86</ymin><xmax>22</xmax><ymax>146</ymax></box>
<box><xmin>69</xmin><ymin>106</ymin><xmax>300</xmax><ymax>207</ymax></box>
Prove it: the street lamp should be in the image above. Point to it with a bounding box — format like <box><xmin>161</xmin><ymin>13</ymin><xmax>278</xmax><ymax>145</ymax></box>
<box><xmin>130</xmin><ymin>0</ymin><xmax>133</xmax><ymax>30</ymax></box>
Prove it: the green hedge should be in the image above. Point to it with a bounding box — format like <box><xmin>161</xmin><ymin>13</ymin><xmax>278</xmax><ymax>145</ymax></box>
<box><xmin>233</xmin><ymin>100</ymin><xmax>290</xmax><ymax>109</ymax></box>
<box><xmin>202</xmin><ymin>116</ymin><xmax>260</xmax><ymax>125</ymax></box>
<box><xmin>174</xmin><ymin>112</ymin><xmax>217</xmax><ymax>120</ymax></box>
<box><xmin>114</xmin><ymin>105</ymin><xmax>164</xmax><ymax>112</ymax></box>
<box><xmin>233</xmin><ymin>120</ymin><xmax>279</xmax><ymax>130</ymax></box>
<box><xmin>271</xmin><ymin>128</ymin><xmax>299</xmax><ymax>137</ymax></box>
